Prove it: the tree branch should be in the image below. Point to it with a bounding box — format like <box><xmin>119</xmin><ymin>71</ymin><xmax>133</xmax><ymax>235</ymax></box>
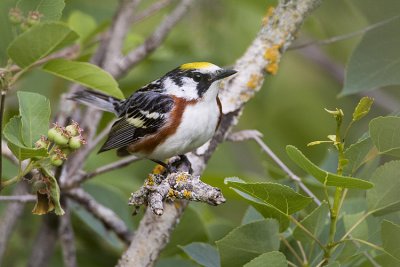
<box><xmin>66</xmin><ymin>188</ymin><xmax>133</xmax><ymax>245</ymax></box>
<box><xmin>131</xmin><ymin>0</ymin><xmax>173</xmax><ymax>25</ymax></box>
<box><xmin>115</xmin><ymin>0</ymin><xmax>195</xmax><ymax>78</ymax></box>
<box><xmin>117</xmin><ymin>0</ymin><xmax>323</xmax><ymax>266</ymax></box>
<box><xmin>58</xmin><ymin>200</ymin><xmax>78</xmax><ymax>267</ymax></box>
<box><xmin>27</xmin><ymin>215</ymin><xmax>59</xmax><ymax>267</ymax></box>
<box><xmin>0</xmin><ymin>183</ymin><xmax>29</xmax><ymax>265</ymax></box>
<box><xmin>0</xmin><ymin>194</ymin><xmax>36</xmax><ymax>202</ymax></box>
<box><xmin>129</xmin><ymin>169</ymin><xmax>225</xmax><ymax>216</ymax></box>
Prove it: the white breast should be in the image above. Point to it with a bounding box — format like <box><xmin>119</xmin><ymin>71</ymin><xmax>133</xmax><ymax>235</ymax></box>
<box><xmin>148</xmin><ymin>99</ymin><xmax>220</xmax><ymax>160</ymax></box>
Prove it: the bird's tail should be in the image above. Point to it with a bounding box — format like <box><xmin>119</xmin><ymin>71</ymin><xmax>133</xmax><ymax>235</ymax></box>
<box><xmin>69</xmin><ymin>89</ymin><xmax>123</xmax><ymax>115</ymax></box>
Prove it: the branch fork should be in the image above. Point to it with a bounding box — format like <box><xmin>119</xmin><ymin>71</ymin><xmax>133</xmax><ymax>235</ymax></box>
<box><xmin>129</xmin><ymin>171</ymin><xmax>226</xmax><ymax>216</ymax></box>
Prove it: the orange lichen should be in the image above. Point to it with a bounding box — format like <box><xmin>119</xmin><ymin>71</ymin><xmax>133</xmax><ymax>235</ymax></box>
<box><xmin>264</xmin><ymin>44</ymin><xmax>282</xmax><ymax>75</ymax></box>
<box><xmin>265</xmin><ymin>62</ymin><xmax>279</xmax><ymax>75</ymax></box>
<box><xmin>183</xmin><ymin>190</ymin><xmax>192</xmax><ymax>199</ymax></box>
<box><xmin>146</xmin><ymin>175</ymin><xmax>155</xmax><ymax>186</ymax></box>
<box><xmin>168</xmin><ymin>189</ymin><xmax>175</xmax><ymax>198</ymax></box>
<box><xmin>246</xmin><ymin>74</ymin><xmax>263</xmax><ymax>89</ymax></box>
<box><xmin>152</xmin><ymin>164</ymin><xmax>165</xmax><ymax>175</ymax></box>
<box><xmin>175</xmin><ymin>173</ymin><xmax>188</xmax><ymax>184</ymax></box>
<box><xmin>262</xmin><ymin>6</ymin><xmax>275</xmax><ymax>26</ymax></box>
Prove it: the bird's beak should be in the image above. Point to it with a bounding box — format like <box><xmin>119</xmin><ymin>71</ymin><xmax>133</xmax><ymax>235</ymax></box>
<box><xmin>214</xmin><ymin>69</ymin><xmax>237</xmax><ymax>81</ymax></box>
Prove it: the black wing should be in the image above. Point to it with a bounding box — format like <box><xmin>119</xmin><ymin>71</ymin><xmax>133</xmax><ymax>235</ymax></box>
<box><xmin>99</xmin><ymin>91</ymin><xmax>174</xmax><ymax>153</ymax></box>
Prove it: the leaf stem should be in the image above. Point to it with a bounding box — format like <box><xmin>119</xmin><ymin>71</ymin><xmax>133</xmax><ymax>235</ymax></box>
<box><xmin>1</xmin><ymin>160</ymin><xmax>33</xmax><ymax>187</ymax></box>
<box><xmin>339</xmin><ymin>210</ymin><xmax>374</xmax><ymax>241</ymax></box>
<box><xmin>280</xmin><ymin>234</ymin><xmax>303</xmax><ymax>266</ymax></box>
<box><xmin>289</xmin><ymin>215</ymin><xmax>326</xmax><ymax>251</ymax></box>
<box><xmin>323</xmin><ymin>110</ymin><xmax>347</xmax><ymax>265</ymax></box>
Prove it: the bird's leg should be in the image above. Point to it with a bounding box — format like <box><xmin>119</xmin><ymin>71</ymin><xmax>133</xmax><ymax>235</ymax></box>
<box><xmin>149</xmin><ymin>159</ymin><xmax>177</xmax><ymax>174</ymax></box>
<box><xmin>170</xmin><ymin>155</ymin><xmax>192</xmax><ymax>174</ymax></box>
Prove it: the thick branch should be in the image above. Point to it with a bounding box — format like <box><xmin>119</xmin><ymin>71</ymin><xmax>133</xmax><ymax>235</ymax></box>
<box><xmin>27</xmin><ymin>215</ymin><xmax>59</xmax><ymax>267</ymax></box>
<box><xmin>118</xmin><ymin>1</ymin><xmax>323</xmax><ymax>266</ymax></box>
<box><xmin>129</xmin><ymin>171</ymin><xmax>225</xmax><ymax>215</ymax></box>
<box><xmin>58</xmin><ymin>200</ymin><xmax>78</xmax><ymax>267</ymax></box>
<box><xmin>0</xmin><ymin>183</ymin><xmax>29</xmax><ymax>265</ymax></box>
<box><xmin>66</xmin><ymin>188</ymin><xmax>133</xmax><ymax>245</ymax></box>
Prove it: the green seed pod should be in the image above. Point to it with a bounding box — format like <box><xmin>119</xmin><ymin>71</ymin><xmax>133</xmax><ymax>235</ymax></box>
<box><xmin>50</xmin><ymin>155</ymin><xmax>63</xmax><ymax>166</ymax></box>
<box><xmin>47</xmin><ymin>128</ymin><xmax>58</xmax><ymax>141</ymax></box>
<box><xmin>69</xmin><ymin>136</ymin><xmax>82</xmax><ymax>150</ymax></box>
<box><xmin>61</xmin><ymin>147</ymin><xmax>72</xmax><ymax>155</ymax></box>
<box><xmin>26</xmin><ymin>11</ymin><xmax>42</xmax><ymax>26</ymax></box>
<box><xmin>53</xmin><ymin>132</ymin><xmax>69</xmax><ymax>146</ymax></box>
<box><xmin>65</xmin><ymin>125</ymin><xmax>78</xmax><ymax>136</ymax></box>
<box><xmin>8</xmin><ymin>8</ymin><xmax>23</xmax><ymax>24</ymax></box>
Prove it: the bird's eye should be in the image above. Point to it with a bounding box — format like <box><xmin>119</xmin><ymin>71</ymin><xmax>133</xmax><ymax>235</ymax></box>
<box><xmin>193</xmin><ymin>74</ymin><xmax>202</xmax><ymax>82</ymax></box>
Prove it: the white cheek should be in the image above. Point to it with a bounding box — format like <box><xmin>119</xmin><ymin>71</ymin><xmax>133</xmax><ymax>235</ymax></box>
<box><xmin>164</xmin><ymin>77</ymin><xmax>198</xmax><ymax>100</ymax></box>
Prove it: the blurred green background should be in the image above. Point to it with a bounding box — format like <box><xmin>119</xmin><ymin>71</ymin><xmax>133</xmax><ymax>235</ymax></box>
<box><xmin>1</xmin><ymin>0</ymin><xmax>400</xmax><ymax>266</ymax></box>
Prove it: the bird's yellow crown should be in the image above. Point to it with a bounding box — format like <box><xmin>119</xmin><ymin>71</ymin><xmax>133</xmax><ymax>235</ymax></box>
<box><xmin>180</xmin><ymin>62</ymin><xmax>214</xmax><ymax>70</ymax></box>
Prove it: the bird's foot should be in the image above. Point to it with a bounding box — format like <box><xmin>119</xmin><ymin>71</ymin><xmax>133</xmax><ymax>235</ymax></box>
<box><xmin>150</xmin><ymin>155</ymin><xmax>192</xmax><ymax>175</ymax></box>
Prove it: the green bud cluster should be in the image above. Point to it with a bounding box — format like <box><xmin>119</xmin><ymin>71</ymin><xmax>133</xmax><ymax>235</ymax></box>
<box><xmin>34</xmin><ymin>121</ymin><xmax>86</xmax><ymax>167</ymax></box>
<box><xmin>8</xmin><ymin>8</ymin><xmax>43</xmax><ymax>31</ymax></box>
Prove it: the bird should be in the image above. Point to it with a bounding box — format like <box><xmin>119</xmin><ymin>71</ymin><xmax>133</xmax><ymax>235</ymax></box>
<box><xmin>70</xmin><ymin>62</ymin><xmax>237</xmax><ymax>171</ymax></box>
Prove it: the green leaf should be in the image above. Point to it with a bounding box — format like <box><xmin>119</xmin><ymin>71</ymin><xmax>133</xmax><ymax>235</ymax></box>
<box><xmin>67</xmin><ymin>11</ymin><xmax>97</xmax><ymax>43</ymax></box>
<box><xmin>369</xmin><ymin>116</ymin><xmax>400</xmax><ymax>157</ymax></box>
<box><xmin>344</xmin><ymin>137</ymin><xmax>377</xmax><ymax>175</ymax></box>
<box><xmin>42</xmin><ymin>59</ymin><xmax>124</xmax><ymax>99</ymax></box>
<box><xmin>8</xmin><ymin>22</ymin><xmax>78</xmax><ymax>68</ymax></box>
<box><xmin>341</xmin><ymin>17</ymin><xmax>400</xmax><ymax>95</ymax></box>
<box><xmin>226</xmin><ymin>179</ymin><xmax>312</xmax><ymax>215</ymax></box>
<box><xmin>367</xmin><ymin>161</ymin><xmax>400</xmax><ymax>216</ymax></box>
<box><xmin>343</xmin><ymin>212</ymin><xmax>369</xmax><ymax>240</ymax></box>
<box><xmin>162</xmin><ymin>207</ymin><xmax>208</xmax><ymax>256</ymax></box>
<box><xmin>180</xmin><ymin>242</ymin><xmax>220</xmax><ymax>267</ymax></box>
<box><xmin>352</xmin><ymin>97</ymin><xmax>374</xmax><ymax>121</ymax></box>
<box><xmin>241</xmin><ymin>206</ymin><xmax>263</xmax><ymax>225</ymax></box>
<box><xmin>3</xmin><ymin>116</ymin><xmax>48</xmax><ymax>160</ymax></box>
<box><xmin>18</xmin><ymin>0</ymin><xmax>65</xmax><ymax>21</ymax></box>
<box><xmin>243</xmin><ymin>251</ymin><xmax>287</xmax><ymax>267</ymax></box>
<box><xmin>18</xmin><ymin>91</ymin><xmax>51</xmax><ymax>147</ymax></box>
<box><xmin>325</xmin><ymin>262</ymin><xmax>340</xmax><ymax>267</ymax></box>
<box><xmin>216</xmin><ymin>219</ymin><xmax>279</xmax><ymax>267</ymax></box>
<box><xmin>42</xmin><ymin>167</ymin><xmax>64</xmax><ymax>215</ymax></box>
<box><xmin>286</xmin><ymin>145</ymin><xmax>374</xmax><ymax>189</ymax></box>
<box><xmin>293</xmin><ymin>202</ymin><xmax>329</xmax><ymax>251</ymax></box>
<box><xmin>381</xmin><ymin>220</ymin><xmax>400</xmax><ymax>261</ymax></box>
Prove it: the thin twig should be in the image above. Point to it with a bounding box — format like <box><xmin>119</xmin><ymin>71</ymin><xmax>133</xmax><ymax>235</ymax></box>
<box><xmin>1</xmin><ymin>141</ymin><xmax>18</xmax><ymax>165</ymax></box>
<box><xmin>228</xmin><ymin>130</ymin><xmax>321</xmax><ymax>205</ymax></box>
<box><xmin>131</xmin><ymin>0</ymin><xmax>173</xmax><ymax>24</ymax></box>
<box><xmin>296</xmin><ymin>240</ymin><xmax>308</xmax><ymax>265</ymax></box>
<box><xmin>116</xmin><ymin>0</ymin><xmax>195</xmax><ymax>78</ymax></box>
<box><xmin>0</xmin><ymin>45</ymin><xmax>80</xmax><ymax>76</ymax></box>
<box><xmin>102</xmin><ymin>0</ymin><xmax>142</xmax><ymax>74</ymax></box>
<box><xmin>84</xmin><ymin>155</ymin><xmax>140</xmax><ymax>180</ymax></box>
<box><xmin>280</xmin><ymin>235</ymin><xmax>303</xmax><ymax>265</ymax></box>
<box><xmin>254</xmin><ymin>135</ymin><xmax>321</xmax><ymax>206</ymax></box>
<box><xmin>65</xmin><ymin>155</ymin><xmax>140</xmax><ymax>189</ymax></box>
<box><xmin>290</xmin><ymin>15</ymin><xmax>400</xmax><ymax>50</ymax></box>
<box><xmin>0</xmin><ymin>194</ymin><xmax>36</xmax><ymax>202</ymax></box>
<box><xmin>66</xmin><ymin>188</ymin><xmax>133</xmax><ymax>245</ymax></box>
